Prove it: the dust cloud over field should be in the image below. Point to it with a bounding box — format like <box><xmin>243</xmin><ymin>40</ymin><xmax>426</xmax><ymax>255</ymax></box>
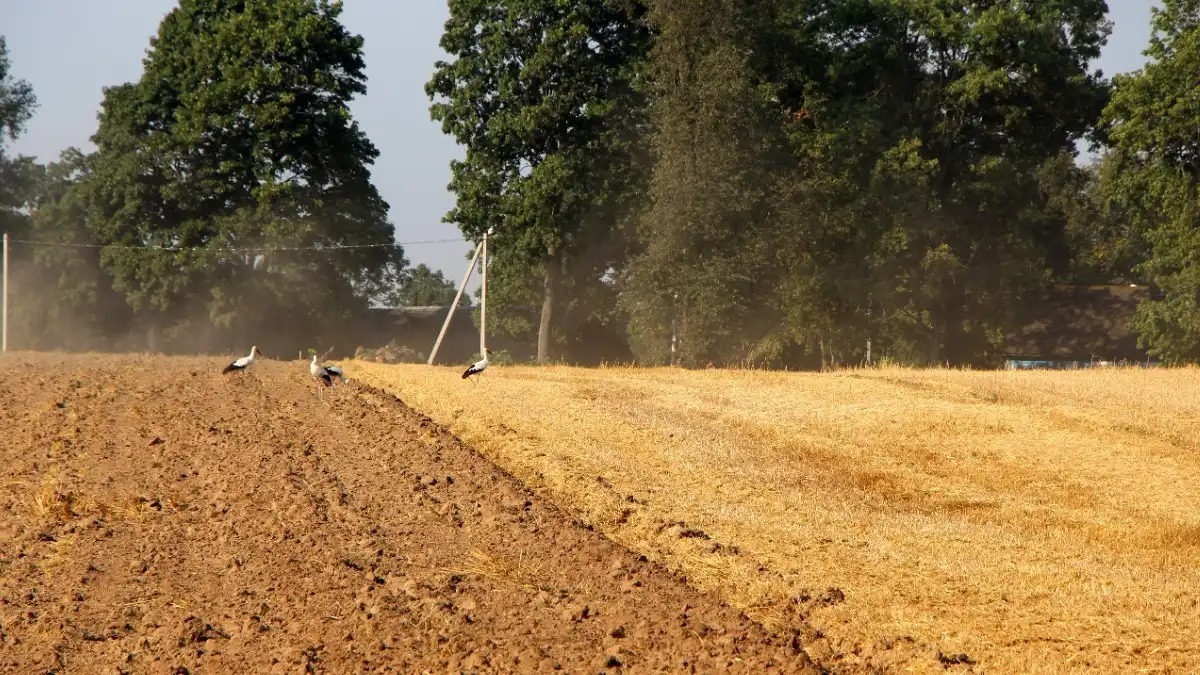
<box><xmin>1</xmin><ymin>246</ymin><xmax>386</xmax><ymax>357</ymax></box>
<box><xmin>0</xmin><ymin>353</ymin><xmax>819</xmax><ymax>673</ymax></box>
<box><xmin>353</xmin><ymin>361</ymin><xmax>1200</xmax><ymax>674</ymax></box>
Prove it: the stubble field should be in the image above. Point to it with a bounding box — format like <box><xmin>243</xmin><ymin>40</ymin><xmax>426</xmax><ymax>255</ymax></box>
<box><xmin>352</xmin><ymin>360</ymin><xmax>1200</xmax><ymax>674</ymax></box>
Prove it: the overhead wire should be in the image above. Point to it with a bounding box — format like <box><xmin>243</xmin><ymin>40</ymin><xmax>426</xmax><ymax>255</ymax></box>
<box><xmin>5</xmin><ymin>236</ymin><xmax>469</xmax><ymax>253</ymax></box>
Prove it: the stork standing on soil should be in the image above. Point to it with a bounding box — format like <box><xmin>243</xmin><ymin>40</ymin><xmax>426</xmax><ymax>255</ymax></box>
<box><xmin>222</xmin><ymin>346</ymin><xmax>264</xmax><ymax>374</ymax></box>
<box><xmin>462</xmin><ymin>349</ymin><xmax>490</xmax><ymax>385</ymax></box>
<box><xmin>323</xmin><ymin>362</ymin><xmax>345</xmax><ymax>383</ymax></box>
<box><xmin>310</xmin><ymin>353</ymin><xmax>334</xmax><ymax>392</ymax></box>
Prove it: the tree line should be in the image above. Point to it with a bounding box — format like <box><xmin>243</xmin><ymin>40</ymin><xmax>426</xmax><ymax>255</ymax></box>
<box><xmin>0</xmin><ymin>0</ymin><xmax>426</xmax><ymax>354</ymax></box>
<box><xmin>429</xmin><ymin>0</ymin><xmax>1200</xmax><ymax>367</ymax></box>
<box><xmin>1</xmin><ymin>1</ymin><xmax>1199</xmax><ymax>366</ymax></box>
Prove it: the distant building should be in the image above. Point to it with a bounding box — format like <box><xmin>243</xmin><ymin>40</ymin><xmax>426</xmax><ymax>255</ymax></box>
<box><xmin>1003</xmin><ymin>285</ymin><xmax>1158</xmax><ymax>370</ymax></box>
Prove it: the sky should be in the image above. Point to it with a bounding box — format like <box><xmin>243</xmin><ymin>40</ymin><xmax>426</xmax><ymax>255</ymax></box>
<box><xmin>0</xmin><ymin>0</ymin><xmax>1163</xmax><ymax>283</ymax></box>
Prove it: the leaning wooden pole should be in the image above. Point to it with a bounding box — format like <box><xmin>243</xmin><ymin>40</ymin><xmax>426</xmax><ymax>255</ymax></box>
<box><xmin>428</xmin><ymin>241</ymin><xmax>483</xmax><ymax>365</ymax></box>
<box><xmin>480</xmin><ymin>228</ymin><xmax>489</xmax><ymax>355</ymax></box>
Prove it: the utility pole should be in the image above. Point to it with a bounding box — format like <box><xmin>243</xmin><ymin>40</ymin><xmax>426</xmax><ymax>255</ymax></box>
<box><xmin>670</xmin><ymin>291</ymin><xmax>679</xmax><ymax>366</ymax></box>
<box><xmin>2</xmin><ymin>233</ymin><xmax>8</xmax><ymax>353</ymax></box>
<box><xmin>428</xmin><ymin>241</ymin><xmax>483</xmax><ymax>365</ymax></box>
<box><xmin>480</xmin><ymin>227</ymin><xmax>492</xmax><ymax>356</ymax></box>
<box><xmin>865</xmin><ymin>292</ymin><xmax>873</xmax><ymax>366</ymax></box>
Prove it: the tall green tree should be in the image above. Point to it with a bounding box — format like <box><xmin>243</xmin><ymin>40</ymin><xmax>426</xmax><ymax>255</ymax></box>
<box><xmin>1102</xmin><ymin>0</ymin><xmax>1200</xmax><ymax>362</ymax></box>
<box><xmin>621</xmin><ymin>0</ymin><xmax>783</xmax><ymax>366</ymax></box>
<box><xmin>12</xmin><ymin>149</ymin><xmax>131</xmax><ymax>350</ymax></box>
<box><xmin>620</xmin><ymin>0</ymin><xmax>1110</xmax><ymax>368</ymax></box>
<box><xmin>0</xmin><ymin>36</ymin><xmax>37</xmax><ymax>239</ymax></box>
<box><xmin>760</xmin><ymin>0</ymin><xmax>1111</xmax><ymax>366</ymax></box>
<box><xmin>428</xmin><ymin>0</ymin><xmax>651</xmax><ymax>363</ymax></box>
<box><xmin>395</xmin><ymin>263</ymin><xmax>470</xmax><ymax>307</ymax></box>
<box><xmin>84</xmin><ymin>0</ymin><xmax>404</xmax><ymax>350</ymax></box>
<box><xmin>1037</xmin><ymin>152</ymin><xmax>1146</xmax><ymax>285</ymax></box>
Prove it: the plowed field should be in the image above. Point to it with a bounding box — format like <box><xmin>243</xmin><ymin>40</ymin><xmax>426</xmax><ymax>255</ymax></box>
<box><xmin>0</xmin><ymin>354</ymin><xmax>820</xmax><ymax>674</ymax></box>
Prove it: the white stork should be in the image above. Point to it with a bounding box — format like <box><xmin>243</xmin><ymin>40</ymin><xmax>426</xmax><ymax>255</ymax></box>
<box><xmin>462</xmin><ymin>349</ymin><xmax>490</xmax><ymax>385</ymax></box>
<box><xmin>323</xmin><ymin>363</ymin><xmax>345</xmax><ymax>383</ymax></box>
<box><xmin>309</xmin><ymin>354</ymin><xmax>334</xmax><ymax>391</ymax></box>
<box><xmin>223</xmin><ymin>345</ymin><xmax>264</xmax><ymax>374</ymax></box>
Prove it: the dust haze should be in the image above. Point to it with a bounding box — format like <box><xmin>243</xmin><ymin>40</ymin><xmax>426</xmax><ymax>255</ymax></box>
<box><xmin>2</xmin><ymin>247</ymin><xmax>425</xmax><ymax>362</ymax></box>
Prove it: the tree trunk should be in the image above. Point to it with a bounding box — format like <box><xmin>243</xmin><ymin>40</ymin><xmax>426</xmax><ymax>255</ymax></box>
<box><xmin>537</xmin><ymin>247</ymin><xmax>559</xmax><ymax>364</ymax></box>
<box><xmin>927</xmin><ymin>319</ymin><xmax>943</xmax><ymax>366</ymax></box>
<box><xmin>677</xmin><ymin>302</ymin><xmax>688</xmax><ymax>366</ymax></box>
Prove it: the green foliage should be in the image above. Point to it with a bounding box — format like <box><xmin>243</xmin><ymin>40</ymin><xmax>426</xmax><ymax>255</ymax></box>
<box><xmin>394</xmin><ymin>263</ymin><xmax>470</xmax><ymax>307</ymax></box>
<box><xmin>420</xmin><ymin>0</ymin><xmax>1126</xmax><ymax>368</ymax></box>
<box><xmin>1037</xmin><ymin>152</ymin><xmax>1147</xmax><ymax>284</ymax></box>
<box><xmin>82</xmin><ymin>0</ymin><xmax>404</xmax><ymax>349</ymax></box>
<box><xmin>0</xmin><ymin>38</ymin><xmax>108</xmax><ymax>351</ymax></box>
<box><xmin>9</xmin><ymin>0</ymin><xmax>1175</xmax><ymax>366</ymax></box>
<box><xmin>479</xmin><ymin>348</ymin><xmax>514</xmax><ymax>366</ymax></box>
<box><xmin>0</xmin><ymin>36</ymin><xmax>35</xmax><ymax>143</ymax></box>
<box><xmin>799</xmin><ymin>0</ymin><xmax>1108</xmax><ymax>367</ymax></box>
<box><xmin>427</xmin><ymin>0</ymin><xmax>651</xmax><ymax>362</ymax></box>
<box><xmin>11</xmin><ymin>149</ymin><xmax>133</xmax><ymax>349</ymax></box>
<box><xmin>1102</xmin><ymin>0</ymin><xmax>1200</xmax><ymax>362</ymax></box>
<box><xmin>620</xmin><ymin>0</ymin><xmax>1111</xmax><ymax>368</ymax></box>
<box><xmin>0</xmin><ymin>36</ymin><xmax>37</xmax><ymax>239</ymax></box>
<box><xmin>622</xmin><ymin>0</ymin><xmax>782</xmax><ymax>366</ymax></box>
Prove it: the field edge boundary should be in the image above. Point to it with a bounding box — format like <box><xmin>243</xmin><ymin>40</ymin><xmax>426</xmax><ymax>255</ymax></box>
<box><xmin>347</xmin><ymin>377</ymin><xmax>898</xmax><ymax>675</ymax></box>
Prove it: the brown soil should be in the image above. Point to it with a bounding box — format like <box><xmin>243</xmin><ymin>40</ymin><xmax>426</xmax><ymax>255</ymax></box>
<box><xmin>0</xmin><ymin>354</ymin><xmax>821</xmax><ymax>674</ymax></box>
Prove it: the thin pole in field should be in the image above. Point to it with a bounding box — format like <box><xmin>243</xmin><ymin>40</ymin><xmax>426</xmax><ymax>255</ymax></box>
<box><xmin>480</xmin><ymin>227</ymin><xmax>491</xmax><ymax>355</ymax></box>
<box><xmin>2</xmin><ymin>232</ymin><xmax>8</xmax><ymax>353</ymax></box>
<box><xmin>428</xmin><ymin>240</ymin><xmax>483</xmax><ymax>365</ymax></box>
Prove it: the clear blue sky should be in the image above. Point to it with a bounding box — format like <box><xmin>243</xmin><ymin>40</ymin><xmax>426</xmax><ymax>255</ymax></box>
<box><xmin>0</xmin><ymin>0</ymin><xmax>1162</xmax><ymax>282</ymax></box>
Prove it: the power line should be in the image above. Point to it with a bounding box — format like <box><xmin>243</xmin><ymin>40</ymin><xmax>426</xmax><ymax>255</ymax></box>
<box><xmin>6</xmin><ymin>237</ymin><xmax>469</xmax><ymax>253</ymax></box>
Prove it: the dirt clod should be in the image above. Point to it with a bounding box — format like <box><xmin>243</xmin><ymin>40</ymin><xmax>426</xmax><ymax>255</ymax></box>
<box><xmin>938</xmin><ymin>651</ymin><xmax>976</xmax><ymax>666</ymax></box>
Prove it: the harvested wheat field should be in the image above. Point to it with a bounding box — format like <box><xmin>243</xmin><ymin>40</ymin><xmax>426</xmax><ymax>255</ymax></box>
<box><xmin>352</xmin><ymin>361</ymin><xmax>1200</xmax><ymax>674</ymax></box>
<box><xmin>0</xmin><ymin>353</ymin><xmax>823</xmax><ymax>674</ymax></box>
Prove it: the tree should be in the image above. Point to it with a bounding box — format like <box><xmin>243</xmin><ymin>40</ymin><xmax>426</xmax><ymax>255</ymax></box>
<box><xmin>428</xmin><ymin>0</ymin><xmax>651</xmax><ymax>363</ymax></box>
<box><xmin>617</xmin><ymin>0</ymin><xmax>1112</xmax><ymax>368</ymax></box>
<box><xmin>1102</xmin><ymin>0</ymin><xmax>1200</xmax><ymax>362</ymax></box>
<box><xmin>395</xmin><ymin>263</ymin><xmax>470</xmax><ymax>307</ymax></box>
<box><xmin>11</xmin><ymin>149</ymin><xmax>132</xmax><ymax>350</ymax></box>
<box><xmin>759</xmin><ymin>0</ymin><xmax>1111</xmax><ymax>367</ymax></box>
<box><xmin>0</xmin><ymin>36</ymin><xmax>37</xmax><ymax>239</ymax></box>
<box><xmin>1037</xmin><ymin>152</ymin><xmax>1147</xmax><ymax>285</ymax></box>
<box><xmin>83</xmin><ymin>0</ymin><xmax>405</xmax><ymax>351</ymax></box>
<box><xmin>621</xmin><ymin>0</ymin><xmax>783</xmax><ymax>366</ymax></box>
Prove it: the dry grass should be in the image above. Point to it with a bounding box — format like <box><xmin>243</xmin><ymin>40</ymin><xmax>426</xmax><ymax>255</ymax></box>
<box><xmin>350</xmin><ymin>361</ymin><xmax>1200</xmax><ymax>674</ymax></box>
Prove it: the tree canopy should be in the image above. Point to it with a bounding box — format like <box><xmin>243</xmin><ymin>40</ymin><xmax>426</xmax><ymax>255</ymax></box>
<box><xmin>419</xmin><ymin>0</ymin><xmax>1174</xmax><ymax>368</ymax></box>
<box><xmin>1102</xmin><ymin>0</ymin><xmax>1200</xmax><ymax>362</ymax></box>
<box><xmin>396</xmin><ymin>263</ymin><xmax>471</xmax><ymax>307</ymax></box>
<box><xmin>620</xmin><ymin>0</ymin><xmax>1112</xmax><ymax>367</ymax></box>
<box><xmin>428</xmin><ymin>0</ymin><xmax>650</xmax><ymax>363</ymax></box>
<box><xmin>82</xmin><ymin>0</ymin><xmax>404</xmax><ymax>350</ymax></box>
<box><xmin>16</xmin><ymin>0</ymin><xmax>1200</xmax><ymax>365</ymax></box>
<box><xmin>0</xmin><ymin>36</ymin><xmax>37</xmax><ymax>240</ymax></box>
